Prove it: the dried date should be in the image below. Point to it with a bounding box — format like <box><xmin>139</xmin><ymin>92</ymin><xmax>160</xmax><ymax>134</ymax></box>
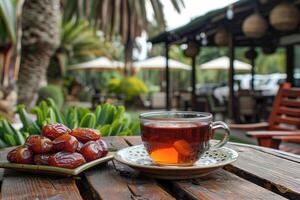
<box><xmin>42</xmin><ymin>123</ymin><xmax>71</xmax><ymax>140</ymax></box>
<box><xmin>48</xmin><ymin>152</ymin><xmax>86</xmax><ymax>169</ymax></box>
<box><xmin>7</xmin><ymin>146</ymin><xmax>33</xmax><ymax>164</ymax></box>
<box><xmin>70</xmin><ymin>128</ymin><xmax>100</xmax><ymax>143</ymax></box>
<box><xmin>52</xmin><ymin>134</ymin><xmax>78</xmax><ymax>153</ymax></box>
<box><xmin>34</xmin><ymin>154</ymin><xmax>51</xmax><ymax>165</ymax></box>
<box><xmin>26</xmin><ymin>135</ymin><xmax>52</xmax><ymax>154</ymax></box>
<box><xmin>80</xmin><ymin>139</ymin><xmax>108</xmax><ymax>161</ymax></box>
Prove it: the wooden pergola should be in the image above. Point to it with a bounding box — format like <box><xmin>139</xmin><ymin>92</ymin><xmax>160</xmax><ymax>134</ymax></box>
<box><xmin>149</xmin><ymin>0</ymin><xmax>299</xmax><ymax>120</ymax></box>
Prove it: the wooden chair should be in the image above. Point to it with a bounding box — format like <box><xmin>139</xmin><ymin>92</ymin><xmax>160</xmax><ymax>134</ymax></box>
<box><xmin>230</xmin><ymin>83</ymin><xmax>300</xmax><ymax>149</ymax></box>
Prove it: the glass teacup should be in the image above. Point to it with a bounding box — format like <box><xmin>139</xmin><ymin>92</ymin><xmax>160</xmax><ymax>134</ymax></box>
<box><xmin>140</xmin><ymin>111</ymin><xmax>230</xmax><ymax>166</ymax></box>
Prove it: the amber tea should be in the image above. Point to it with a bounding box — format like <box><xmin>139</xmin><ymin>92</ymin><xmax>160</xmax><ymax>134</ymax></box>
<box><xmin>140</xmin><ymin>111</ymin><xmax>230</xmax><ymax>166</ymax></box>
<box><xmin>141</xmin><ymin>122</ymin><xmax>211</xmax><ymax>165</ymax></box>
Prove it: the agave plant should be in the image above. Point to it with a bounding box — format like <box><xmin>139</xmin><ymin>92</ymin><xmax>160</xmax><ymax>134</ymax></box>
<box><xmin>62</xmin><ymin>0</ymin><xmax>185</xmax><ymax>75</ymax></box>
<box><xmin>47</xmin><ymin>19</ymin><xmax>121</xmax><ymax>81</ymax></box>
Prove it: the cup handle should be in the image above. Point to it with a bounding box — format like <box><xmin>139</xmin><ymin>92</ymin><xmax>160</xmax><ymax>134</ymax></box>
<box><xmin>210</xmin><ymin>121</ymin><xmax>230</xmax><ymax>149</ymax></box>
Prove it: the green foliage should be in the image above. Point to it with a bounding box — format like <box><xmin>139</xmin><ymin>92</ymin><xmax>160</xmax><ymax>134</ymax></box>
<box><xmin>0</xmin><ymin>0</ymin><xmax>16</xmax><ymax>45</ymax></box>
<box><xmin>0</xmin><ymin>98</ymin><xmax>139</xmax><ymax>148</ymax></box>
<box><xmin>107</xmin><ymin>78</ymin><xmax>121</xmax><ymax>94</ymax></box>
<box><xmin>62</xmin><ymin>0</ymin><xmax>184</xmax><ymax>66</ymax></box>
<box><xmin>38</xmin><ymin>85</ymin><xmax>64</xmax><ymax>109</ymax></box>
<box><xmin>120</xmin><ymin>77</ymin><xmax>148</xmax><ymax>101</ymax></box>
<box><xmin>255</xmin><ymin>49</ymin><xmax>285</xmax><ymax>74</ymax></box>
<box><xmin>61</xmin><ymin>19</ymin><xmax>119</xmax><ymax>63</ymax></box>
<box><xmin>48</xmin><ymin>19</ymin><xmax>121</xmax><ymax>80</ymax></box>
<box><xmin>62</xmin><ymin>0</ymin><xmax>184</xmax><ymax>41</ymax></box>
<box><xmin>108</xmin><ymin>76</ymin><xmax>148</xmax><ymax>101</ymax></box>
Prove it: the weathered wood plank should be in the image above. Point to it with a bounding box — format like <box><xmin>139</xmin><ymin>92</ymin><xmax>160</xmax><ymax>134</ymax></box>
<box><xmin>169</xmin><ymin>170</ymin><xmax>286</xmax><ymax>200</ymax></box>
<box><xmin>227</xmin><ymin>142</ymin><xmax>300</xmax><ymax>163</ymax></box>
<box><xmin>123</xmin><ymin>136</ymin><xmax>142</xmax><ymax>146</ymax></box>
<box><xmin>224</xmin><ymin>149</ymin><xmax>300</xmax><ymax>199</ymax></box>
<box><xmin>84</xmin><ymin>136</ymin><xmax>175</xmax><ymax>200</ymax></box>
<box><xmin>0</xmin><ymin>147</ymin><xmax>15</xmax><ymax>183</ymax></box>
<box><xmin>281</xmin><ymin>98</ymin><xmax>300</xmax><ymax>107</ymax></box>
<box><xmin>1</xmin><ymin>170</ymin><xmax>82</xmax><ymax>200</ymax></box>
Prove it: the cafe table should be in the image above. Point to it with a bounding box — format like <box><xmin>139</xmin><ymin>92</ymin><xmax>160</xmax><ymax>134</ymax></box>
<box><xmin>0</xmin><ymin>136</ymin><xmax>300</xmax><ymax>200</ymax></box>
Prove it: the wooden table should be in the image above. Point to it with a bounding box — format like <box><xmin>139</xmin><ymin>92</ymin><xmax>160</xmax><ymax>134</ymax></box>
<box><xmin>1</xmin><ymin>136</ymin><xmax>300</xmax><ymax>200</ymax></box>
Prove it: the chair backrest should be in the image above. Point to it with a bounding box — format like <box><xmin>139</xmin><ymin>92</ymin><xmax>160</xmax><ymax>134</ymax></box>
<box><xmin>268</xmin><ymin>83</ymin><xmax>300</xmax><ymax>131</ymax></box>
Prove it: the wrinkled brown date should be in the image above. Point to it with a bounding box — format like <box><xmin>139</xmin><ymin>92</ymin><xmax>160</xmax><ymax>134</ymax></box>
<box><xmin>80</xmin><ymin>139</ymin><xmax>108</xmax><ymax>161</ymax></box>
<box><xmin>34</xmin><ymin>154</ymin><xmax>51</xmax><ymax>165</ymax></box>
<box><xmin>26</xmin><ymin>135</ymin><xmax>52</xmax><ymax>154</ymax></box>
<box><xmin>48</xmin><ymin>152</ymin><xmax>86</xmax><ymax>169</ymax></box>
<box><xmin>70</xmin><ymin>128</ymin><xmax>100</xmax><ymax>143</ymax></box>
<box><xmin>7</xmin><ymin>146</ymin><xmax>33</xmax><ymax>164</ymax></box>
<box><xmin>52</xmin><ymin>134</ymin><xmax>78</xmax><ymax>153</ymax></box>
<box><xmin>42</xmin><ymin>123</ymin><xmax>71</xmax><ymax>140</ymax></box>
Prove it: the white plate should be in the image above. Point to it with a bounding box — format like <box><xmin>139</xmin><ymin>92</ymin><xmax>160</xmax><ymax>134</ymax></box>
<box><xmin>114</xmin><ymin>145</ymin><xmax>238</xmax><ymax>179</ymax></box>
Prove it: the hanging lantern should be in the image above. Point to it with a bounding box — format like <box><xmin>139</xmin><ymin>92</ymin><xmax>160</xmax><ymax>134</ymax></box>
<box><xmin>242</xmin><ymin>12</ymin><xmax>268</xmax><ymax>38</ymax></box>
<box><xmin>270</xmin><ymin>2</ymin><xmax>299</xmax><ymax>31</ymax></box>
<box><xmin>214</xmin><ymin>28</ymin><xmax>229</xmax><ymax>46</ymax></box>
<box><xmin>184</xmin><ymin>41</ymin><xmax>200</xmax><ymax>57</ymax></box>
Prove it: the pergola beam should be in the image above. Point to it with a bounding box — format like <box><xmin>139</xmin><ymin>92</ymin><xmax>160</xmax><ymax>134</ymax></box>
<box><xmin>228</xmin><ymin>33</ymin><xmax>236</xmax><ymax>120</ymax></box>
<box><xmin>250</xmin><ymin>44</ymin><xmax>256</xmax><ymax>90</ymax></box>
<box><xmin>165</xmin><ymin>42</ymin><xmax>170</xmax><ymax>110</ymax></box>
<box><xmin>286</xmin><ymin>45</ymin><xmax>295</xmax><ymax>86</ymax></box>
<box><xmin>191</xmin><ymin>55</ymin><xmax>197</xmax><ymax>109</ymax></box>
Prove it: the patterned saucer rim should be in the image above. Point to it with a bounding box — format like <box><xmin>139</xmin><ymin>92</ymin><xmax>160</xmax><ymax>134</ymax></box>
<box><xmin>114</xmin><ymin>145</ymin><xmax>238</xmax><ymax>170</ymax></box>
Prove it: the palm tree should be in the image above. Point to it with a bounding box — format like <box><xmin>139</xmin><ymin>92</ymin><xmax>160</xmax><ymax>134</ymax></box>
<box><xmin>17</xmin><ymin>0</ymin><xmax>60</xmax><ymax>107</ymax></box>
<box><xmin>62</xmin><ymin>0</ymin><xmax>185</xmax><ymax>75</ymax></box>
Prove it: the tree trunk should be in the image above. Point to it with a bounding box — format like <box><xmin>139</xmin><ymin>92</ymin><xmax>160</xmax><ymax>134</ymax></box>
<box><xmin>17</xmin><ymin>0</ymin><xmax>60</xmax><ymax>107</ymax></box>
<box><xmin>124</xmin><ymin>39</ymin><xmax>134</xmax><ymax>76</ymax></box>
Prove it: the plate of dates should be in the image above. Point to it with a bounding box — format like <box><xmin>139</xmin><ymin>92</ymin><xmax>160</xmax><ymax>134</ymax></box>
<box><xmin>0</xmin><ymin>123</ymin><xmax>113</xmax><ymax>176</ymax></box>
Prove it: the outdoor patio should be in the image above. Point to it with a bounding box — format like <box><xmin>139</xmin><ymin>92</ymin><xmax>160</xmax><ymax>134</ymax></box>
<box><xmin>0</xmin><ymin>0</ymin><xmax>299</xmax><ymax>199</ymax></box>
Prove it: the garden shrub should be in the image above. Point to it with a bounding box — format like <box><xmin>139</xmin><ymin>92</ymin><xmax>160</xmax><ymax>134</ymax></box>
<box><xmin>120</xmin><ymin>77</ymin><xmax>148</xmax><ymax>101</ymax></box>
<box><xmin>107</xmin><ymin>78</ymin><xmax>121</xmax><ymax>94</ymax></box>
<box><xmin>38</xmin><ymin>85</ymin><xmax>64</xmax><ymax>109</ymax></box>
<box><xmin>108</xmin><ymin>76</ymin><xmax>148</xmax><ymax>101</ymax></box>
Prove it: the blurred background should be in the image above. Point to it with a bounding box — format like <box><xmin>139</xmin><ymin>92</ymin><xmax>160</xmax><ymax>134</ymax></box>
<box><xmin>0</xmin><ymin>0</ymin><xmax>299</xmax><ymax>146</ymax></box>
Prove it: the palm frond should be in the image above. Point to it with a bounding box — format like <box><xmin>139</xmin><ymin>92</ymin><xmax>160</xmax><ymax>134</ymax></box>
<box><xmin>62</xmin><ymin>0</ymin><xmax>184</xmax><ymax>44</ymax></box>
<box><xmin>149</xmin><ymin>0</ymin><xmax>165</xmax><ymax>28</ymax></box>
<box><xmin>49</xmin><ymin>18</ymin><xmax>121</xmax><ymax>79</ymax></box>
<box><xmin>171</xmin><ymin>0</ymin><xmax>185</xmax><ymax>13</ymax></box>
<box><xmin>0</xmin><ymin>0</ymin><xmax>16</xmax><ymax>44</ymax></box>
<box><xmin>60</xmin><ymin>0</ymin><xmax>185</xmax><ymax>74</ymax></box>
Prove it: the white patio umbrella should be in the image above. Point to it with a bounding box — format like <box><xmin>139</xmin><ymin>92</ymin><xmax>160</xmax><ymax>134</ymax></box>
<box><xmin>134</xmin><ymin>56</ymin><xmax>191</xmax><ymax>70</ymax></box>
<box><xmin>68</xmin><ymin>57</ymin><xmax>124</xmax><ymax>72</ymax></box>
<box><xmin>200</xmin><ymin>56</ymin><xmax>251</xmax><ymax>71</ymax></box>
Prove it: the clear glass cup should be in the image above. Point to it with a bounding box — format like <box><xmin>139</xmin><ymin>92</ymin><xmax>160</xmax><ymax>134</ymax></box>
<box><xmin>140</xmin><ymin>111</ymin><xmax>230</xmax><ymax>166</ymax></box>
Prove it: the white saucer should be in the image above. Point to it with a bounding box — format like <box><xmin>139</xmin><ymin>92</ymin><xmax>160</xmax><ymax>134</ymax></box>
<box><xmin>114</xmin><ymin>145</ymin><xmax>238</xmax><ymax>179</ymax></box>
